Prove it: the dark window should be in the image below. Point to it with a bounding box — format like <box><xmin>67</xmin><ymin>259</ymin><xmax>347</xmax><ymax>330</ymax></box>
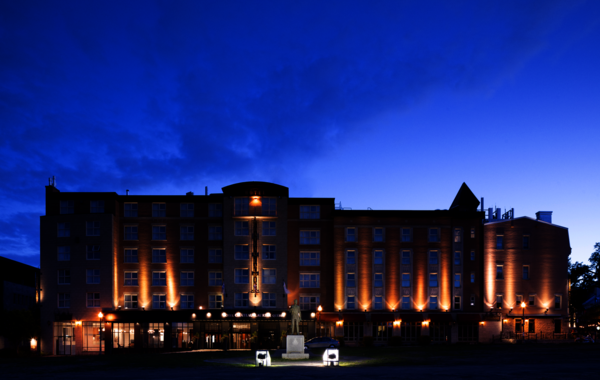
<box><xmin>523</xmin><ymin>235</ymin><xmax>530</xmax><ymax>249</ymax></box>
<box><xmin>496</xmin><ymin>265</ymin><xmax>504</xmax><ymax>280</ymax></box>
<box><xmin>528</xmin><ymin>319</ymin><xmax>535</xmax><ymax>333</ymax></box>
<box><xmin>523</xmin><ymin>266</ymin><xmax>529</xmax><ymax>280</ymax></box>
<box><xmin>496</xmin><ymin>235</ymin><xmax>504</xmax><ymax>249</ymax></box>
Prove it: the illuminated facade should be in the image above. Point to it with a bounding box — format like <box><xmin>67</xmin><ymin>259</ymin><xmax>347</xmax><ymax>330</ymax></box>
<box><xmin>39</xmin><ymin>181</ymin><xmax>570</xmax><ymax>354</ymax></box>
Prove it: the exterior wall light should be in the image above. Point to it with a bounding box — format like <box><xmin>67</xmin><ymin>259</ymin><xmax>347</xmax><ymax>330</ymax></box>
<box><xmin>281</xmin><ymin>312</ymin><xmax>286</xmax><ymax>317</ymax></box>
<box><xmin>318</xmin><ymin>305</ymin><xmax>323</xmax><ymax>312</ymax></box>
<box><xmin>311</xmin><ymin>312</ymin><xmax>316</xmax><ymax>318</ymax></box>
<box><xmin>235</xmin><ymin>312</ymin><xmax>242</xmax><ymax>318</ymax></box>
<box><xmin>206</xmin><ymin>312</ymin><xmax>212</xmax><ymax>318</ymax></box>
<box><xmin>250</xmin><ymin>313</ymin><xmax>257</xmax><ymax>318</ymax></box>
<box><xmin>192</xmin><ymin>313</ymin><xmax>196</xmax><ymax>318</ymax></box>
<box><xmin>265</xmin><ymin>312</ymin><xmax>271</xmax><ymax>318</ymax></box>
<box><xmin>221</xmin><ymin>312</ymin><xmax>227</xmax><ymax>318</ymax></box>
<box><xmin>323</xmin><ymin>348</ymin><xmax>340</xmax><ymax>366</ymax></box>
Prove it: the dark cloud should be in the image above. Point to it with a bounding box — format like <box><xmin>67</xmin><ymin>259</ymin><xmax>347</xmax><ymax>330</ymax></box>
<box><xmin>0</xmin><ymin>0</ymin><xmax>586</xmax><ymax>263</ymax></box>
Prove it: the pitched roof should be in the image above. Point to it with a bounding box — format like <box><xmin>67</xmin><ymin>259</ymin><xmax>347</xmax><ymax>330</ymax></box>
<box><xmin>449</xmin><ymin>182</ymin><xmax>480</xmax><ymax>212</ymax></box>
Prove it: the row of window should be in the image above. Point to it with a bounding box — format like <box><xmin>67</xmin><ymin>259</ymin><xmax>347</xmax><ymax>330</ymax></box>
<box><xmin>345</xmin><ymin>272</ymin><xmax>472</xmax><ymax>288</ymax></box>
<box><xmin>60</xmin><ymin>201</ymin><xmax>224</xmax><ymax>217</ymax></box>
<box><xmin>496</xmin><ymin>265</ymin><xmax>531</xmax><ymax>280</ymax></box>
<box><xmin>345</xmin><ymin>249</ymin><xmax>476</xmax><ymax>265</ymax></box>
<box><xmin>344</xmin><ymin>227</ymin><xmax>476</xmax><ymax>243</ymax></box>
<box><xmin>494</xmin><ymin>294</ymin><xmax>563</xmax><ymax>309</ymax></box>
<box><xmin>495</xmin><ymin>235</ymin><xmax>531</xmax><ymax>249</ymax></box>
<box><xmin>344</xmin><ymin>295</ymin><xmax>466</xmax><ymax>310</ymax></box>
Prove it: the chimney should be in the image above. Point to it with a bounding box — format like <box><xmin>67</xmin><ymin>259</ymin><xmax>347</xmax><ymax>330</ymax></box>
<box><xmin>536</xmin><ymin>211</ymin><xmax>552</xmax><ymax>224</ymax></box>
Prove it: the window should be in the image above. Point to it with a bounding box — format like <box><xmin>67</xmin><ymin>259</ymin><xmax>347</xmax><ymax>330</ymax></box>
<box><xmin>346</xmin><ymin>227</ymin><xmax>356</xmax><ymax>242</ymax></box>
<box><xmin>262</xmin><ymin>269</ymin><xmax>276</xmax><ymax>284</ymax></box>
<box><xmin>401</xmin><ymin>296</ymin><xmax>410</xmax><ymax>310</ymax></box>
<box><xmin>208</xmin><ymin>226</ymin><xmax>222</xmax><ymax>240</ymax></box>
<box><xmin>58</xmin><ymin>246</ymin><xmax>70</xmax><ymax>261</ymax></box>
<box><xmin>454</xmin><ymin>273</ymin><xmax>461</xmax><ymax>288</ymax></box>
<box><xmin>429</xmin><ymin>228</ymin><xmax>439</xmax><ymax>242</ymax></box>
<box><xmin>347</xmin><ymin>295</ymin><xmax>356</xmax><ymax>309</ymax></box>
<box><xmin>262</xmin><ymin>221</ymin><xmax>276</xmax><ymax>236</ymax></box>
<box><xmin>180</xmin><ymin>203</ymin><xmax>194</xmax><ymax>217</ymax></box>
<box><xmin>516</xmin><ymin>294</ymin><xmax>523</xmax><ymax>304</ymax></box>
<box><xmin>234</xmin><ymin>198</ymin><xmax>249</xmax><ymax>216</ymax></box>
<box><xmin>402</xmin><ymin>273</ymin><xmax>410</xmax><ymax>287</ymax></box>
<box><xmin>373</xmin><ymin>228</ymin><xmax>384</xmax><ymax>242</ymax></box>
<box><xmin>262</xmin><ymin>198</ymin><xmax>277</xmax><ymax>216</ymax></box>
<box><xmin>180</xmin><ymin>225</ymin><xmax>194</xmax><ymax>240</ymax></box>
<box><xmin>496</xmin><ymin>235</ymin><xmax>504</xmax><ymax>249</ymax></box>
<box><xmin>470</xmin><ymin>272</ymin><xmax>475</xmax><ymax>283</ymax></box>
<box><xmin>374</xmin><ymin>296</ymin><xmax>383</xmax><ymax>310</ymax></box>
<box><xmin>300</xmin><ymin>273</ymin><xmax>320</xmax><ymax>288</ymax></box>
<box><xmin>180</xmin><ymin>294</ymin><xmax>194</xmax><ymax>309</ymax></box>
<box><xmin>124</xmin><ymin>225</ymin><xmax>138</xmax><ymax>240</ymax></box>
<box><xmin>181</xmin><ymin>248</ymin><xmax>194</xmax><ymax>263</ymax></box>
<box><xmin>528</xmin><ymin>318</ymin><xmax>536</xmax><ymax>333</ymax></box>
<box><xmin>87</xmin><ymin>293</ymin><xmax>100</xmax><ymax>307</ymax></box>
<box><xmin>454</xmin><ymin>296</ymin><xmax>461</xmax><ymax>309</ymax></box>
<box><xmin>300</xmin><ymin>205</ymin><xmax>320</xmax><ymax>219</ymax></box>
<box><xmin>91</xmin><ymin>201</ymin><xmax>104</xmax><ymax>213</ymax></box>
<box><xmin>401</xmin><ymin>228</ymin><xmax>411</xmax><ymax>242</ymax></box>
<box><xmin>124</xmin><ymin>203</ymin><xmax>138</xmax><ymax>217</ymax></box>
<box><xmin>374</xmin><ymin>250</ymin><xmax>384</xmax><ymax>264</ymax></box>
<box><xmin>401</xmin><ymin>250</ymin><xmax>411</xmax><ymax>265</ymax></box>
<box><xmin>209</xmin><ymin>294</ymin><xmax>223</xmax><ymax>309</ymax></box>
<box><xmin>234</xmin><ymin>221</ymin><xmax>249</xmax><ymax>236</ymax></box>
<box><xmin>523</xmin><ymin>265</ymin><xmax>530</xmax><ymax>280</ymax></box>
<box><xmin>58</xmin><ymin>222</ymin><xmax>70</xmax><ymax>237</ymax></box>
<box><xmin>86</xmin><ymin>221</ymin><xmax>100</xmax><ymax>236</ymax></box>
<box><xmin>180</xmin><ymin>271</ymin><xmax>194</xmax><ymax>286</ymax></box>
<box><xmin>554</xmin><ymin>295</ymin><xmax>562</xmax><ymax>309</ymax></box>
<box><xmin>58</xmin><ymin>293</ymin><xmax>70</xmax><ymax>308</ymax></box>
<box><xmin>152</xmin><ymin>272</ymin><xmax>166</xmax><ymax>286</ymax></box>
<box><xmin>153</xmin><ymin>294</ymin><xmax>166</xmax><ymax>309</ymax></box>
<box><xmin>346</xmin><ymin>273</ymin><xmax>356</xmax><ymax>287</ymax></box>
<box><xmin>235</xmin><ymin>245</ymin><xmax>249</xmax><ymax>260</ymax></box>
<box><xmin>454</xmin><ymin>251</ymin><xmax>461</xmax><ymax>265</ymax></box>
<box><xmin>346</xmin><ymin>250</ymin><xmax>356</xmax><ymax>265</ymax></box>
<box><xmin>470</xmin><ymin>295</ymin><xmax>476</xmax><ymax>306</ymax></box>
<box><xmin>58</xmin><ymin>270</ymin><xmax>70</xmax><ymax>284</ymax></box>
<box><xmin>429</xmin><ymin>273</ymin><xmax>438</xmax><ymax>287</ymax></box>
<box><xmin>86</xmin><ymin>245</ymin><xmax>100</xmax><ymax>260</ymax></box>
<box><xmin>496</xmin><ymin>294</ymin><xmax>503</xmax><ymax>309</ymax></box>
<box><xmin>208</xmin><ymin>203</ymin><xmax>222</xmax><ymax>217</ymax></box>
<box><xmin>300</xmin><ymin>230</ymin><xmax>320</xmax><ymax>244</ymax></box>
<box><xmin>152</xmin><ymin>225</ymin><xmax>166</xmax><ymax>240</ymax></box>
<box><xmin>454</xmin><ymin>228</ymin><xmax>461</xmax><ymax>242</ymax></box>
<box><xmin>235</xmin><ymin>269</ymin><xmax>249</xmax><ymax>284</ymax></box>
<box><xmin>523</xmin><ymin>235</ymin><xmax>530</xmax><ymax>249</ymax></box>
<box><xmin>124</xmin><ymin>248</ymin><xmax>138</xmax><ymax>263</ymax></box>
<box><xmin>209</xmin><ymin>272</ymin><xmax>223</xmax><ymax>286</ymax></box>
<box><xmin>554</xmin><ymin>319</ymin><xmax>562</xmax><ymax>333</ymax></box>
<box><xmin>152</xmin><ymin>249</ymin><xmax>166</xmax><ymax>263</ymax></box>
<box><xmin>374</xmin><ymin>273</ymin><xmax>383</xmax><ymax>288</ymax></box>
<box><xmin>300</xmin><ymin>251</ymin><xmax>320</xmax><ymax>266</ymax></box>
<box><xmin>529</xmin><ymin>294</ymin><xmax>535</xmax><ymax>306</ymax></box>
<box><xmin>152</xmin><ymin>203</ymin><xmax>166</xmax><ymax>217</ymax></box>
<box><xmin>429</xmin><ymin>296</ymin><xmax>438</xmax><ymax>309</ymax></box>
<box><xmin>209</xmin><ymin>248</ymin><xmax>222</xmax><ymax>263</ymax></box>
<box><xmin>234</xmin><ymin>293</ymin><xmax>249</xmax><ymax>307</ymax></box>
<box><xmin>471</xmin><ymin>228</ymin><xmax>475</xmax><ymax>238</ymax></box>
<box><xmin>496</xmin><ymin>265</ymin><xmax>504</xmax><ymax>280</ymax></box>
<box><xmin>124</xmin><ymin>271</ymin><xmax>138</xmax><ymax>286</ymax></box>
<box><xmin>261</xmin><ymin>245</ymin><xmax>276</xmax><ymax>260</ymax></box>
<box><xmin>60</xmin><ymin>200</ymin><xmax>74</xmax><ymax>214</ymax></box>
<box><xmin>124</xmin><ymin>294</ymin><xmax>138</xmax><ymax>309</ymax></box>
<box><xmin>262</xmin><ymin>293</ymin><xmax>276</xmax><ymax>308</ymax></box>
<box><xmin>299</xmin><ymin>296</ymin><xmax>320</xmax><ymax>310</ymax></box>
<box><xmin>470</xmin><ymin>251</ymin><xmax>475</xmax><ymax>261</ymax></box>
<box><xmin>429</xmin><ymin>251</ymin><xmax>438</xmax><ymax>265</ymax></box>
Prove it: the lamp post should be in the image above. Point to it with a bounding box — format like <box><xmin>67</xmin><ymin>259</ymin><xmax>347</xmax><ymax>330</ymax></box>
<box><xmin>317</xmin><ymin>305</ymin><xmax>323</xmax><ymax>336</ymax></box>
<box><xmin>520</xmin><ymin>302</ymin><xmax>526</xmax><ymax>339</ymax></box>
<box><xmin>98</xmin><ymin>312</ymin><xmax>103</xmax><ymax>355</ymax></box>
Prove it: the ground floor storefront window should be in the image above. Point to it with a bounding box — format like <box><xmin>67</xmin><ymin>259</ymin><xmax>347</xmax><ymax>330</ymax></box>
<box><xmin>430</xmin><ymin>322</ymin><xmax>451</xmax><ymax>343</ymax></box>
<box><xmin>400</xmin><ymin>322</ymin><xmax>421</xmax><ymax>343</ymax></box>
<box><xmin>53</xmin><ymin>322</ymin><xmax>75</xmax><ymax>355</ymax></box>
<box><xmin>147</xmin><ymin>323</ymin><xmax>164</xmax><ymax>349</ymax></box>
<box><xmin>113</xmin><ymin>323</ymin><xmax>135</xmax><ymax>349</ymax></box>
<box><xmin>344</xmin><ymin>322</ymin><xmax>363</xmax><ymax>341</ymax></box>
<box><xmin>458</xmin><ymin>322</ymin><xmax>478</xmax><ymax>342</ymax></box>
<box><xmin>373</xmin><ymin>322</ymin><xmax>393</xmax><ymax>341</ymax></box>
<box><xmin>83</xmin><ymin>322</ymin><xmax>102</xmax><ymax>352</ymax></box>
<box><xmin>171</xmin><ymin>322</ymin><xmax>194</xmax><ymax>349</ymax></box>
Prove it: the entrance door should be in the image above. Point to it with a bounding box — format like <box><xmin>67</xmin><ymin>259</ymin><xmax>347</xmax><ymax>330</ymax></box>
<box><xmin>54</xmin><ymin>322</ymin><xmax>75</xmax><ymax>355</ymax></box>
<box><xmin>232</xmin><ymin>333</ymin><xmax>250</xmax><ymax>349</ymax></box>
<box><xmin>205</xmin><ymin>333</ymin><xmax>221</xmax><ymax>349</ymax></box>
<box><xmin>515</xmin><ymin>319</ymin><xmax>522</xmax><ymax>334</ymax></box>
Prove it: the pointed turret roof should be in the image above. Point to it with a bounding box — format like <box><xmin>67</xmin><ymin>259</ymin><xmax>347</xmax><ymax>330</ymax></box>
<box><xmin>449</xmin><ymin>182</ymin><xmax>480</xmax><ymax>212</ymax></box>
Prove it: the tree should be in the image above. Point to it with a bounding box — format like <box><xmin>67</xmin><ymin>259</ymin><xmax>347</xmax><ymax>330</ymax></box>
<box><xmin>589</xmin><ymin>243</ymin><xmax>600</xmax><ymax>282</ymax></box>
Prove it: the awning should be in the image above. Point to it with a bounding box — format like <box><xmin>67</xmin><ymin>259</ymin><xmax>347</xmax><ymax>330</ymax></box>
<box><xmin>319</xmin><ymin>313</ymin><xmax>341</xmax><ymax>322</ymax></box>
<box><xmin>429</xmin><ymin>313</ymin><xmax>454</xmax><ymax>322</ymax></box>
<box><xmin>371</xmin><ymin>314</ymin><xmax>395</xmax><ymax>322</ymax></box>
<box><xmin>457</xmin><ymin>314</ymin><xmax>483</xmax><ymax>322</ymax></box>
<box><xmin>342</xmin><ymin>313</ymin><xmax>366</xmax><ymax>322</ymax></box>
<box><xmin>396</xmin><ymin>314</ymin><xmax>424</xmax><ymax>322</ymax></box>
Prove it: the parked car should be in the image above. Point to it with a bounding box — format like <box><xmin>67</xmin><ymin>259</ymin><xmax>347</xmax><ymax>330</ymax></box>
<box><xmin>304</xmin><ymin>337</ymin><xmax>340</xmax><ymax>350</ymax></box>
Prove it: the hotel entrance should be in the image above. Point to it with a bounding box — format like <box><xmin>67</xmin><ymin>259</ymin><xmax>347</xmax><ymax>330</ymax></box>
<box><xmin>53</xmin><ymin>322</ymin><xmax>75</xmax><ymax>355</ymax></box>
<box><xmin>231</xmin><ymin>322</ymin><xmax>251</xmax><ymax>349</ymax></box>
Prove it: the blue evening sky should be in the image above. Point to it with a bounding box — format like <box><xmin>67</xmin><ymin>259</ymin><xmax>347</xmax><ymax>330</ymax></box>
<box><xmin>1</xmin><ymin>0</ymin><xmax>599</xmax><ymax>267</ymax></box>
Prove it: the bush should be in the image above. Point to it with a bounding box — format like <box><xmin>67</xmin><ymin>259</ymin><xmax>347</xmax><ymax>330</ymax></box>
<box><xmin>388</xmin><ymin>336</ymin><xmax>402</xmax><ymax>346</ymax></box>
<box><xmin>361</xmin><ymin>336</ymin><xmax>374</xmax><ymax>347</ymax></box>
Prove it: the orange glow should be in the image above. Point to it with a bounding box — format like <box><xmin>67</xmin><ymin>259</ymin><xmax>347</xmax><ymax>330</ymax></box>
<box><xmin>503</xmin><ymin>319</ymin><xmax>508</xmax><ymax>323</ymax></box>
<box><xmin>221</xmin><ymin>312</ymin><xmax>227</xmax><ymax>318</ymax></box>
<box><xmin>480</xmin><ymin>321</ymin><xmax>485</xmax><ymax>326</ymax></box>
<box><xmin>206</xmin><ymin>312</ymin><xmax>212</xmax><ymax>318</ymax></box>
<box><xmin>98</xmin><ymin>312</ymin><xmax>104</xmax><ymax>318</ymax></box>
<box><xmin>30</xmin><ymin>338</ymin><xmax>37</xmax><ymax>350</ymax></box>
<box><xmin>393</xmin><ymin>320</ymin><xmax>402</xmax><ymax>327</ymax></box>
<box><xmin>251</xmin><ymin>313</ymin><xmax>257</xmax><ymax>318</ymax></box>
<box><xmin>521</xmin><ymin>302</ymin><xmax>526</xmax><ymax>308</ymax></box>
<box><xmin>250</xmin><ymin>196</ymin><xmax>261</xmax><ymax>207</ymax></box>
<box><xmin>235</xmin><ymin>312</ymin><xmax>242</xmax><ymax>318</ymax></box>
<box><xmin>310</xmin><ymin>312</ymin><xmax>316</xmax><ymax>318</ymax></box>
<box><xmin>318</xmin><ymin>305</ymin><xmax>323</xmax><ymax>312</ymax></box>
<box><xmin>75</xmin><ymin>321</ymin><xmax>82</xmax><ymax>326</ymax></box>
<box><xmin>422</xmin><ymin>320</ymin><xmax>430</xmax><ymax>326</ymax></box>
<box><xmin>265</xmin><ymin>312</ymin><xmax>271</xmax><ymax>318</ymax></box>
<box><xmin>336</xmin><ymin>320</ymin><xmax>344</xmax><ymax>326</ymax></box>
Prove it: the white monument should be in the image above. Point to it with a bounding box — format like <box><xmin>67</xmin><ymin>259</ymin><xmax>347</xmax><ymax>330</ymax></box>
<box><xmin>282</xmin><ymin>299</ymin><xmax>309</xmax><ymax>359</ymax></box>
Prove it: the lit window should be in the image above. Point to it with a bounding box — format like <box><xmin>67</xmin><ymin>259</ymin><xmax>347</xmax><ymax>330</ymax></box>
<box><xmin>152</xmin><ymin>272</ymin><xmax>166</xmax><ymax>286</ymax></box>
<box><xmin>374</xmin><ymin>273</ymin><xmax>383</xmax><ymax>288</ymax></box>
<box><xmin>401</xmin><ymin>296</ymin><xmax>410</xmax><ymax>310</ymax></box>
<box><xmin>401</xmin><ymin>228</ymin><xmax>411</xmax><ymax>242</ymax></box>
<box><xmin>263</xmin><ymin>245</ymin><xmax>276</xmax><ymax>260</ymax></box>
<box><xmin>346</xmin><ymin>273</ymin><xmax>356</xmax><ymax>287</ymax></box>
<box><xmin>300</xmin><ymin>205</ymin><xmax>320</xmax><ymax>219</ymax></box>
<box><xmin>152</xmin><ymin>225</ymin><xmax>166</xmax><ymax>240</ymax></box>
<box><xmin>234</xmin><ymin>221</ymin><xmax>249</xmax><ymax>236</ymax></box>
<box><xmin>300</xmin><ymin>230</ymin><xmax>320</xmax><ymax>244</ymax></box>
<box><xmin>299</xmin><ymin>296</ymin><xmax>320</xmax><ymax>310</ymax></box>
<box><xmin>209</xmin><ymin>294</ymin><xmax>223</xmax><ymax>309</ymax></box>
<box><xmin>429</xmin><ymin>296</ymin><xmax>438</xmax><ymax>309</ymax></box>
<box><xmin>300</xmin><ymin>251</ymin><xmax>320</xmax><ymax>266</ymax></box>
<box><xmin>180</xmin><ymin>271</ymin><xmax>194</xmax><ymax>286</ymax></box>
<box><xmin>347</xmin><ymin>295</ymin><xmax>356</xmax><ymax>309</ymax></box>
<box><xmin>373</xmin><ymin>228</ymin><xmax>384</xmax><ymax>242</ymax></box>
<box><xmin>401</xmin><ymin>251</ymin><xmax>410</xmax><ymax>265</ymax></box>
<box><xmin>429</xmin><ymin>251</ymin><xmax>438</xmax><ymax>265</ymax></box>
<box><xmin>86</xmin><ymin>221</ymin><xmax>100</xmax><ymax>236</ymax></box>
<box><xmin>180</xmin><ymin>225</ymin><xmax>194</xmax><ymax>240</ymax></box>
<box><xmin>58</xmin><ymin>293</ymin><xmax>70</xmax><ymax>308</ymax></box>
<box><xmin>470</xmin><ymin>273</ymin><xmax>475</xmax><ymax>283</ymax></box>
<box><xmin>209</xmin><ymin>248</ymin><xmax>222</xmax><ymax>263</ymax></box>
<box><xmin>58</xmin><ymin>222</ymin><xmax>70</xmax><ymax>237</ymax></box>
<box><xmin>124</xmin><ymin>225</ymin><xmax>138</xmax><ymax>240</ymax></box>
<box><xmin>180</xmin><ymin>248</ymin><xmax>194</xmax><ymax>263</ymax></box>
<box><xmin>208</xmin><ymin>226</ymin><xmax>222</xmax><ymax>240</ymax></box>
<box><xmin>496</xmin><ymin>235</ymin><xmax>504</xmax><ymax>249</ymax></box>
<box><xmin>429</xmin><ymin>228</ymin><xmax>439</xmax><ymax>242</ymax></box>
<box><xmin>496</xmin><ymin>265</ymin><xmax>504</xmax><ymax>280</ymax></box>
<box><xmin>124</xmin><ymin>271</ymin><xmax>138</xmax><ymax>286</ymax></box>
<box><xmin>523</xmin><ymin>266</ymin><xmax>530</xmax><ymax>280</ymax></box>
<box><xmin>470</xmin><ymin>251</ymin><xmax>475</xmax><ymax>261</ymax></box>
<box><xmin>374</xmin><ymin>250</ymin><xmax>384</xmax><ymax>264</ymax></box>
<box><xmin>208</xmin><ymin>203</ymin><xmax>222</xmax><ymax>217</ymax></box>
<box><xmin>346</xmin><ymin>227</ymin><xmax>356</xmax><ymax>242</ymax></box>
<box><xmin>454</xmin><ymin>228</ymin><xmax>461</xmax><ymax>243</ymax></box>
<box><xmin>58</xmin><ymin>246</ymin><xmax>70</xmax><ymax>261</ymax></box>
<box><xmin>234</xmin><ymin>293</ymin><xmax>249</xmax><ymax>307</ymax></box>
<box><xmin>496</xmin><ymin>294</ymin><xmax>503</xmax><ymax>309</ymax></box>
<box><xmin>262</xmin><ymin>198</ymin><xmax>277</xmax><ymax>216</ymax></box>
<box><xmin>87</xmin><ymin>293</ymin><xmax>100</xmax><ymax>308</ymax></box>
<box><xmin>374</xmin><ymin>296</ymin><xmax>383</xmax><ymax>310</ymax></box>
<box><xmin>60</xmin><ymin>200</ymin><xmax>74</xmax><ymax>214</ymax></box>
<box><xmin>262</xmin><ymin>293</ymin><xmax>276</xmax><ymax>308</ymax></box>
<box><xmin>454</xmin><ymin>273</ymin><xmax>461</xmax><ymax>288</ymax></box>
<box><xmin>516</xmin><ymin>294</ymin><xmax>523</xmax><ymax>304</ymax></box>
<box><xmin>262</xmin><ymin>269</ymin><xmax>276</xmax><ymax>284</ymax></box>
<box><xmin>235</xmin><ymin>269</ymin><xmax>249</xmax><ymax>284</ymax></box>
<box><xmin>235</xmin><ymin>245</ymin><xmax>249</xmax><ymax>260</ymax></box>
<box><xmin>152</xmin><ymin>294</ymin><xmax>166</xmax><ymax>309</ymax></box>
<box><xmin>124</xmin><ymin>203</ymin><xmax>138</xmax><ymax>217</ymax></box>
<box><xmin>300</xmin><ymin>273</ymin><xmax>320</xmax><ymax>288</ymax></box>
<box><xmin>523</xmin><ymin>235</ymin><xmax>530</xmax><ymax>249</ymax></box>
<box><xmin>90</xmin><ymin>201</ymin><xmax>104</xmax><ymax>213</ymax></box>
<box><xmin>262</xmin><ymin>221</ymin><xmax>276</xmax><ymax>236</ymax></box>
<box><xmin>152</xmin><ymin>203</ymin><xmax>166</xmax><ymax>217</ymax></box>
<box><xmin>124</xmin><ymin>249</ymin><xmax>138</xmax><ymax>263</ymax></box>
<box><xmin>346</xmin><ymin>250</ymin><xmax>356</xmax><ymax>265</ymax></box>
<box><xmin>180</xmin><ymin>203</ymin><xmax>194</xmax><ymax>217</ymax></box>
<box><xmin>209</xmin><ymin>272</ymin><xmax>223</xmax><ymax>286</ymax></box>
<box><xmin>58</xmin><ymin>270</ymin><xmax>70</xmax><ymax>284</ymax></box>
<box><xmin>402</xmin><ymin>273</ymin><xmax>410</xmax><ymax>287</ymax></box>
<box><xmin>454</xmin><ymin>296</ymin><xmax>461</xmax><ymax>309</ymax></box>
<box><xmin>180</xmin><ymin>294</ymin><xmax>194</xmax><ymax>309</ymax></box>
<box><xmin>86</xmin><ymin>269</ymin><xmax>100</xmax><ymax>284</ymax></box>
<box><xmin>234</xmin><ymin>198</ymin><xmax>249</xmax><ymax>216</ymax></box>
<box><xmin>152</xmin><ymin>249</ymin><xmax>166</xmax><ymax>263</ymax></box>
<box><xmin>454</xmin><ymin>251</ymin><xmax>461</xmax><ymax>265</ymax></box>
<box><xmin>124</xmin><ymin>294</ymin><xmax>138</xmax><ymax>309</ymax></box>
<box><xmin>429</xmin><ymin>273</ymin><xmax>438</xmax><ymax>287</ymax></box>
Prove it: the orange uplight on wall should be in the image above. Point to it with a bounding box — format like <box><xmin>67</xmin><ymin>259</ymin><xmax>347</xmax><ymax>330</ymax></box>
<box><xmin>250</xmin><ymin>196</ymin><xmax>261</xmax><ymax>206</ymax></box>
<box><xmin>75</xmin><ymin>321</ymin><xmax>82</xmax><ymax>326</ymax></box>
<box><xmin>480</xmin><ymin>321</ymin><xmax>485</xmax><ymax>326</ymax></box>
<box><xmin>422</xmin><ymin>320</ymin><xmax>430</xmax><ymax>326</ymax></box>
<box><xmin>503</xmin><ymin>319</ymin><xmax>508</xmax><ymax>323</ymax></box>
<box><xmin>30</xmin><ymin>338</ymin><xmax>37</xmax><ymax>350</ymax></box>
<box><xmin>336</xmin><ymin>320</ymin><xmax>344</xmax><ymax>327</ymax></box>
<box><xmin>393</xmin><ymin>320</ymin><xmax>402</xmax><ymax>327</ymax></box>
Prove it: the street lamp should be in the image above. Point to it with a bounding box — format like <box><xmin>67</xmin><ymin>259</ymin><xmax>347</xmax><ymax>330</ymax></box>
<box><xmin>520</xmin><ymin>302</ymin><xmax>526</xmax><ymax>339</ymax></box>
<box><xmin>317</xmin><ymin>305</ymin><xmax>323</xmax><ymax>336</ymax></box>
<box><xmin>98</xmin><ymin>312</ymin><xmax>103</xmax><ymax>355</ymax></box>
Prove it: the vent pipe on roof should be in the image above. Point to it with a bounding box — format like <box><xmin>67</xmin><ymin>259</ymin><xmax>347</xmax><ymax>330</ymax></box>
<box><xmin>205</xmin><ymin>186</ymin><xmax>208</xmax><ymax>196</ymax></box>
<box><xmin>536</xmin><ymin>211</ymin><xmax>552</xmax><ymax>224</ymax></box>
<box><xmin>126</xmin><ymin>189</ymin><xmax>129</xmax><ymax>196</ymax></box>
<box><xmin>481</xmin><ymin>197</ymin><xmax>484</xmax><ymax>212</ymax></box>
